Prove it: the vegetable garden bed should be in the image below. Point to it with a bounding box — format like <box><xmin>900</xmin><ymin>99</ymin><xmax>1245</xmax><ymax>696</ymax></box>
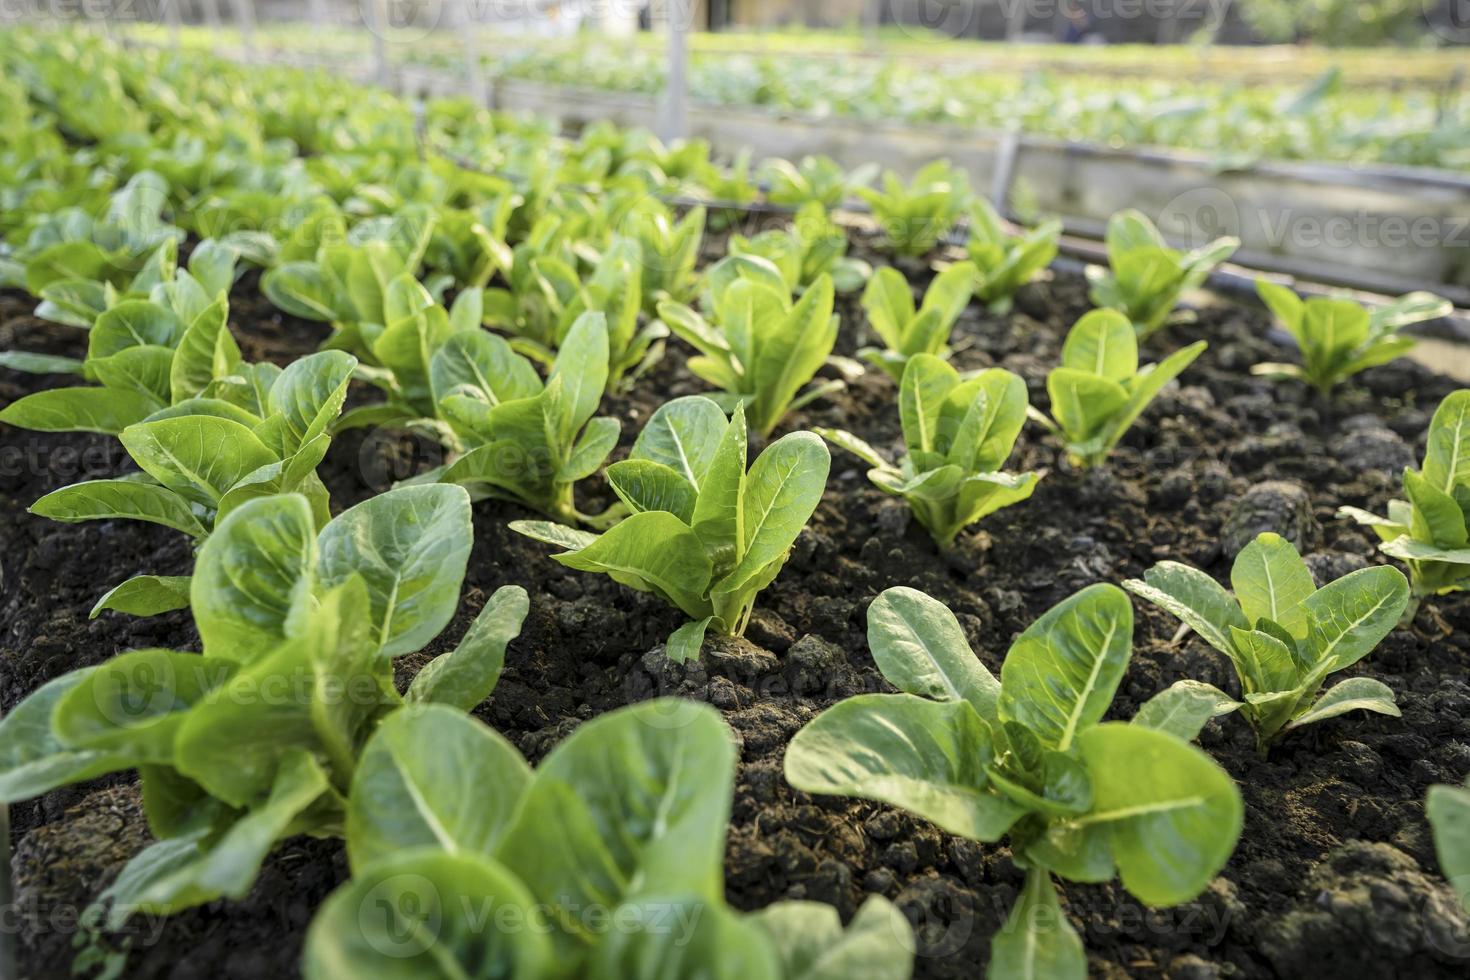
<box><xmin>4</xmin><ymin>29</ymin><xmax>1470</xmax><ymax>980</ymax></box>
<box><xmin>5</xmin><ymin>233</ymin><xmax>1470</xmax><ymax>977</ymax></box>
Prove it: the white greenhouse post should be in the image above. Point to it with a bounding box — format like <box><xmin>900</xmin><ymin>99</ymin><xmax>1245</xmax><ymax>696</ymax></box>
<box><xmin>164</xmin><ymin>0</ymin><xmax>182</xmax><ymax>50</ymax></box>
<box><xmin>367</xmin><ymin>0</ymin><xmax>392</xmax><ymax>91</ymax></box>
<box><xmin>461</xmin><ymin>0</ymin><xmax>487</xmax><ymax>106</ymax></box>
<box><xmin>234</xmin><ymin>0</ymin><xmax>256</xmax><ymax>63</ymax></box>
<box><xmin>660</xmin><ymin>0</ymin><xmax>689</xmax><ymax>144</ymax></box>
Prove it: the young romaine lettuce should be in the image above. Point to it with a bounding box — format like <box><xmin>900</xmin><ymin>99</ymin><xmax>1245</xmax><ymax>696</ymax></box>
<box><xmin>760</xmin><ymin>155</ymin><xmax>876</xmax><ymax>210</ymax></box>
<box><xmin>820</xmin><ymin>356</ymin><xmax>1039</xmax><ymax>547</ymax></box>
<box><xmin>0</xmin><ymin>287</ymin><xmax>245</xmax><ymax>433</ymax></box>
<box><xmin>0</xmin><ymin>486</ymin><xmax>526</xmax><ymax>926</ymax></box>
<box><xmin>435</xmin><ymin>311</ymin><xmax>620</xmax><ymax>525</ymax></box>
<box><xmin>424</xmin><ymin>194</ymin><xmax>519</xmax><ymax>290</ymax></box>
<box><xmin>658</xmin><ymin>255</ymin><xmax>840</xmax><ymax>436</ymax></box>
<box><xmin>15</xmin><ymin>172</ymin><xmax>187</xmax><ymax>327</ymax></box>
<box><xmin>484</xmin><ymin>232</ymin><xmax>662</xmax><ymax>383</ymax></box>
<box><xmin>1428</xmin><ymin>776</ymin><xmax>1470</xmax><ymax>914</ymax></box>
<box><xmin>261</xmin><ymin>203</ymin><xmax>437</xmax><ymax>354</ymax></box>
<box><xmin>1252</xmin><ymin>281</ymin><xmax>1450</xmax><ymax>395</ymax></box>
<box><xmin>965</xmin><ymin>198</ymin><xmax>1061</xmax><ymax>314</ymax></box>
<box><xmin>1340</xmin><ymin>389</ymin><xmax>1470</xmax><ymax>604</ymax></box>
<box><xmin>21</xmin><ymin>350</ymin><xmax>355</xmax><ymax>616</ymax></box>
<box><xmin>512</xmin><ymin>396</ymin><xmax>829</xmax><ymax>661</ymax></box>
<box><xmin>858</xmin><ymin>260</ymin><xmax>976</xmax><ymax>380</ymax></box>
<box><xmin>623</xmin><ymin>198</ymin><xmax>705</xmax><ymax>313</ymax></box>
<box><xmin>856</xmin><ymin>160</ymin><xmax>971</xmax><ymax>258</ymax></box>
<box><xmin>785</xmin><ymin>585</ymin><xmax>1242</xmax><ymax>980</ymax></box>
<box><xmin>304</xmin><ymin>698</ymin><xmax>913</xmax><ymax>979</ymax></box>
<box><xmin>1125</xmin><ymin>532</ymin><xmax>1408</xmax><ymax>754</ymax></box>
<box><xmin>1087</xmin><ymin>209</ymin><xmax>1238</xmax><ymax>338</ymax></box>
<box><xmin>728</xmin><ymin>201</ymin><xmax>870</xmax><ymax>295</ymax></box>
<box><xmin>1029</xmin><ymin>309</ymin><xmax>1206</xmax><ymax>467</ymax></box>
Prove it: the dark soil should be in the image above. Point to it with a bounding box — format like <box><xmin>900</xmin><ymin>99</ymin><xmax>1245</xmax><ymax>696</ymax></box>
<box><xmin>3</xmin><ymin>233</ymin><xmax>1469</xmax><ymax>980</ymax></box>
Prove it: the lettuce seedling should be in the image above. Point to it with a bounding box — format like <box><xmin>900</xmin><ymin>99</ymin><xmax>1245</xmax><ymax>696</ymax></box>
<box><xmin>436</xmin><ymin>311</ymin><xmax>620</xmax><ymax>524</ymax></box>
<box><xmin>1340</xmin><ymin>389</ymin><xmax>1470</xmax><ymax>604</ymax></box>
<box><xmin>761</xmin><ymin>155</ymin><xmax>876</xmax><ymax>210</ymax></box>
<box><xmin>1029</xmin><ymin>309</ymin><xmax>1206</xmax><ymax>467</ymax></box>
<box><xmin>24</xmin><ymin>350</ymin><xmax>355</xmax><ymax>617</ymax></box>
<box><xmin>1087</xmin><ymin>209</ymin><xmax>1238</xmax><ymax>338</ymax></box>
<box><xmin>14</xmin><ymin>172</ymin><xmax>186</xmax><ymax>327</ymax></box>
<box><xmin>0</xmin><ymin>486</ymin><xmax>527</xmax><ymax>926</ymax></box>
<box><xmin>820</xmin><ymin>356</ymin><xmax>1039</xmax><ymax>547</ymax></box>
<box><xmin>658</xmin><ymin>255</ymin><xmax>840</xmax><ymax>436</ymax></box>
<box><xmin>785</xmin><ymin>585</ymin><xmax>1242</xmax><ymax>980</ymax></box>
<box><xmin>856</xmin><ymin>161</ymin><xmax>971</xmax><ymax>258</ymax></box>
<box><xmin>425</xmin><ymin>194</ymin><xmax>519</xmax><ymax>289</ymax></box>
<box><xmin>0</xmin><ymin>288</ymin><xmax>247</xmax><ymax>434</ymax></box>
<box><xmin>1125</xmin><ymin>532</ymin><xmax>1408</xmax><ymax>754</ymax></box>
<box><xmin>512</xmin><ymin>396</ymin><xmax>829</xmax><ymax>661</ymax></box>
<box><xmin>858</xmin><ymin>260</ymin><xmax>976</xmax><ymax>380</ymax></box>
<box><xmin>623</xmin><ymin>198</ymin><xmax>705</xmax><ymax>313</ymax></box>
<box><xmin>1252</xmin><ymin>281</ymin><xmax>1451</xmax><ymax>396</ymax></box>
<box><xmin>966</xmin><ymin>198</ymin><xmax>1061</xmax><ymax>314</ymax></box>
<box><xmin>1428</xmin><ymin>776</ymin><xmax>1470</xmax><ymax>914</ymax></box>
<box><xmin>728</xmin><ymin>201</ymin><xmax>871</xmax><ymax>295</ymax></box>
<box><xmin>305</xmin><ymin>699</ymin><xmax>913</xmax><ymax>979</ymax></box>
<box><xmin>261</xmin><ymin>203</ymin><xmax>436</xmax><ymax>354</ymax></box>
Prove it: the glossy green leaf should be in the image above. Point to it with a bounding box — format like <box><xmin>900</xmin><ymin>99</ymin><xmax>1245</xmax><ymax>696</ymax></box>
<box><xmin>1287</xmin><ymin>677</ymin><xmax>1399</xmax><ymax>729</ymax></box>
<box><xmin>553</xmin><ymin>511</ymin><xmax>713</xmax><ymax>619</ymax></box>
<box><xmin>1132</xmin><ymin>680</ymin><xmax>1242</xmax><ymax>741</ymax></box>
<box><xmin>630</xmin><ymin>394</ymin><xmax>729</xmax><ymax>487</ymax></box>
<box><xmin>316</xmin><ymin>484</ymin><xmax>474</xmax><ymax>659</ymax></box>
<box><xmin>998</xmin><ymin>584</ymin><xmax>1133</xmax><ymax>751</ymax></box>
<box><xmin>120</xmin><ymin>415</ymin><xmax>277</xmax><ymax>507</ymax></box>
<box><xmin>986</xmin><ymin>869</ymin><xmax>1085</xmax><ymax>980</ymax></box>
<box><xmin>784</xmin><ymin>693</ymin><xmax>1023</xmax><ymax>841</ymax></box>
<box><xmin>191</xmin><ymin>493</ymin><xmax>316</xmax><ymax>663</ymax></box>
<box><xmin>751</xmin><ymin>895</ymin><xmax>913</xmax><ymax>980</ymax></box>
<box><xmin>0</xmin><ymin>386</ymin><xmax>161</xmax><ymax>434</ymax></box>
<box><xmin>30</xmin><ymin>479</ymin><xmax>208</xmax><ymax>537</ymax></box>
<box><xmin>406</xmin><ymin>585</ymin><xmax>529</xmax><ymax>711</ymax></box>
<box><xmin>304</xmin><ymin>850</ymin><xmax>553</xmax><ymax>980</ymax></box>
<box><xmin>1231</xmin><ymin>532</ymin><xmax>1315</xmax><ymax>638</ymax></box>
<box><xmin>0</xmin><ymin>670</ymin><xmax>132</xmax><ymax>803</ymax></box>
<box><xmin>1073</xmin><ymin>723</ymin><xmax>1242</xmax><ymax>907</ymax></box>
<box><xmin>1301</xmin><ymin>565</ymin><xmax>1409</xmax><ymax>670</ymax></box>
<box><xmin>1123</xmin><ymin>562</ymin><xmax>1247</xmax><ymax>657</ymax></box>
<box><xmin>91</xmin><ymin>574</ymin><xmax>194</xmax><ymax>619</ymax></box>
<box><xmin>866</xmin><ymin>587</ymin><xmax>999</xmax><ymax>721</ymax></box>
<box><xmin>347</xmin><ymin>705</ymin><xmax>531</xmax><ymax>870</ymax></box>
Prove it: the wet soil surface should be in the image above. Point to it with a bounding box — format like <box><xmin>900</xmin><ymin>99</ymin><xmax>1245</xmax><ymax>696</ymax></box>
<box><xmin>3</xmin><ymin>236</ymin><xmax>1469</xmax><ymax>979</ymax></box>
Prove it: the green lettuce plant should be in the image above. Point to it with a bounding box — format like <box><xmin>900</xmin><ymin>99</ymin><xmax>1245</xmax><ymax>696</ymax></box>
<box><xmin>785</xmin><ymin>585</ymin><xmax>1242</xmax><ymax>980</ymax></box>
<box><xmin>304</xmin><ymin>699</ymin><xmax>913</xmax><ymax>979</ymax></box>
<box><xmin>1087</xmin><ymin>209</ymin><xmax>1238</xmax><ymax>338</ymax></box>
<box><xmin>1124</xmin><ymin>532</ymin><xmax>1408</xmax><ymax>754</ymax></box>
<box><xmin>856</xmin><ymin>160</ymin><xmax>971</xmax><ymax>258</ymax></box>
<box><xmin>0</xmin><ymin>486</ymin><xmax>526</xmax><ymax>926</ymax></box>
<box><xmin>23</xmin><ymin>351</ymin><xmax>355</xmax><ymax>616</ymax></box>
<box><xmin>819</xmin><ymin>356</ymin><xmax>1039</xmax><ymax>547</ymax></box>
<box><xmin>858</xmin><ymin>260</ymin><xmax>976</xmax><ymax>380</ymax></box>
<box><xmin>965</xmin><ymin>198</ymin><xmax>1061</xmax><ymax>314</ymax></box>
<box><xmin>0</xmin><ymin>288</ymin><xmax>246</xmax><ymax>434</ymax></box>
<box><xmin>1340</xmin><ymin>389</ymin><xmax>1470</xmax><ymax>605</ymax></box>
<box><xmin>1029</xmin><ymin>309</ymin><xmax>1206</xmax><ymax>467</ymax></box>
<box><xmin>728</xmin><ymin>201</ymin><xmax>870</xmax><ymax>294</ymax></box>
<box><xmin>260</xmin><ymin>203</ymin><xmax>436</xmax><ymax>354</ymax></box>
<box><xmin>623</xmin><ymin>198</ymin><xmax>704</xmax><ymax>313</ymax></box>
<box><xmin>435</xmin><ymin>311</ymin><xmax>620</xmax><ymax>525</ymax></box>
<box><xmin>658</xmin><ymin>254</ymin><xmax>840</xmax><ymax>436</ymax></box>
<box><xmin>1428</xmin><ymin>776</ymin><xmax>1470</xmax><ymax>913</ymax></box>
<box><xmin>1252</xmin><ymin>281</ymin><xmax>1450</xmax><ymax>396</ymax></box>
<box><xmin>760</xmin><ymin>155</ymin><xmax>875</xmax><ymax>210</ymax></box>
<box><xmin>512</xmin><ymin>396</ymin><xmax>829</xmax><ymax>661</ymax></box>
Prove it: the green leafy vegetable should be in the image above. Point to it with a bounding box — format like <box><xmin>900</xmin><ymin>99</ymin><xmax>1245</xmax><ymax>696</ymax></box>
<box><xmin>658</xmin><ymin>255</ymin><xmax>841</xmax><ymax>436</ymax></box>
<box><xmin>512</xmin><ymin>396</ymin><xmax>829</xmax><ymax>659</ymax></box>
<box><xmin>966</xmin><ymin>198</ymin><xmax>1061</xmax><ymax>314</ymax></box>
<box><xmin>785</xmin><ymin>584</ymin><xmax>1242</xmax><ymax>979</ymax></box>
<box><xmin>1029</xmin><ymin>309</ymin><xmax>1206</xmax><ymax>467</ymax></box>
<box><xmin>1252</xmin><ymin>281</ymin><xmax>1449</xmax><ymax>395</ymax></box>
<box><xmin>1086</xmin><ymin>209</ymin><xmax>1238</xmax><ymax>338</ymax></box>
<box><xmin>856</xmin><ymin>160</ymin><xmax>970</xmax><ymax>257</ymax></box>
<box><xmin>858</xmin><ymin>260</ymin><xmax>977</xmax><ymax>381</ymax></box>
<box><xmin>819</xmin><ymin>356</ymin><xmax>1039</xmax><ymax>546</ymax></box>
<box><xmin>1339</xmin><ymin>389</ymin><xmax>1470</xmax><ymax>604</ymax></box>
<box><xmin>1125</xmin><ymin>531</ymin><xmax>1408</xmax><ymax>753</ymax></box>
